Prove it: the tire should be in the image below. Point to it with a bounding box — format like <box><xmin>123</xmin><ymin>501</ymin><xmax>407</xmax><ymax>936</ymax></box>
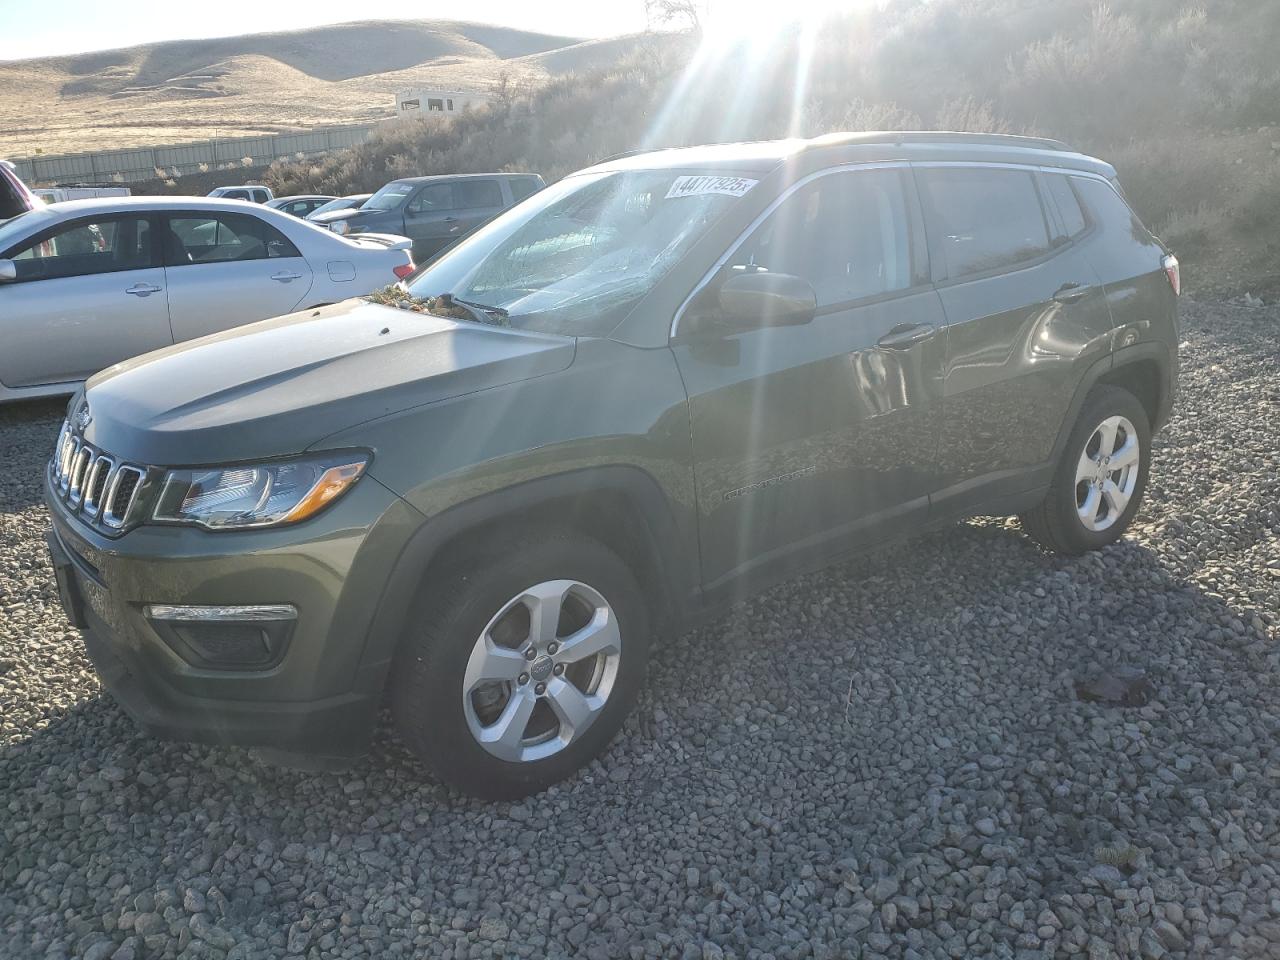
<box><xmin>1019</xmin><ymin>385</ymin><xmax>1151</xmax><ymax>555</ymax></box>
<box><xmin>390</xmin><ymin>530</ymin><xmax>650</xmax><ymax>800</ymax></box>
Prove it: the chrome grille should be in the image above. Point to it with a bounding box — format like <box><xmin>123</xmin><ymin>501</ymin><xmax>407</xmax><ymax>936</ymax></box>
<box><xmin>49</xmin><ymin>419</ymin><xmax>148</xmax><ymax>531</ymax></box>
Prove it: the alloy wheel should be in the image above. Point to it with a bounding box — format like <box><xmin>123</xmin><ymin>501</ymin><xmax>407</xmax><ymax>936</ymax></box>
<box><xmin>1074</xmin><ymin>414</ymin><xmax>1140</xmax><ymax>532</ymax></box>
<box><xmin>461</xmin><ymin>580</ymin><xmax>622</xmax><ymax>763</ymax></box>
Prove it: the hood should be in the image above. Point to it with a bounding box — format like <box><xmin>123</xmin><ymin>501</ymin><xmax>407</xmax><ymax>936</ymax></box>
<box><xmin>80</xmin><ymin>301</ymin><xmax>575</xmax><ymax>466</ymax></box>
<box><xmin>309</xmin><ymin>207</ymin><xmax>374</xmax><ymax>225</ymax></box>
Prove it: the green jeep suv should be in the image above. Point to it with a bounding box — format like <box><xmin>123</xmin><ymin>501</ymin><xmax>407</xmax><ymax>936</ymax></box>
<box><xmin>45</xmin><ymin>133</ymin><xmax>1179</xmax><ymax>799</ymax></box>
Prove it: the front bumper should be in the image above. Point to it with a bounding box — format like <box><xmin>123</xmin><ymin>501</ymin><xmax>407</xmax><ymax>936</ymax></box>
<box><xmin>45</xmin><ymin>470</ymin><xmax>422</xmax><ymax>759</ymax></box>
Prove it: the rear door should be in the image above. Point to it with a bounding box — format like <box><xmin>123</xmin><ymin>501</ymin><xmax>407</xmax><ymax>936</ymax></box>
<box><xmin>0</xmin><ymin>213</ymin><xmax>171</xmax><ymax>386</ymax></box>
<box><xmin>451</xmin><ymin>178</ymin><xmax>506</xmax><ymax>237</ymax></box>
<box><xmin>402</xmin><ymin>182</ymin><xmax>459</xmax><ymax>259</ymax></box>
<box><xmin>674</xmin><ymin>165</ymin><xmax>946</xmax><ymax>591</ymax></box>
<box><xmin>162</xmin><ymin>210</ymin><xmax>314</xmax><ymax>342</ymax></box>
<box><xmin>403</xmin><ymin>178</ymin><xmax>506</xmax><ymax>261</ymax></box>
<box><xmin>914</xmin><ymin>164</ymin><xmax>1114</xmax><ymax>514</ymax></box>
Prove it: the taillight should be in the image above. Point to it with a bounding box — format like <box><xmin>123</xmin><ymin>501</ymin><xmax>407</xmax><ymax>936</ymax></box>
<box><xmin>393</xmin><ymin>263</ymin><xmax>415</xmax><ymax>280</ymax></box>
<box><xmin>1162</xmin><ymin>254</ymin><xmax>1180</xmax><ymax>296</ymax></box>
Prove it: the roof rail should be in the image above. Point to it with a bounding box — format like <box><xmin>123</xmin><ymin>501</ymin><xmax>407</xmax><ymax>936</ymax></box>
<box><xmin>812</xmin><ymin>130</ymin><xmax>1076</xmax><ymax>153</ymax></box>
<box><xmin>594</xmin><ymin>148</ymin><xmax>666</xmax><ymax>165</ymax></box>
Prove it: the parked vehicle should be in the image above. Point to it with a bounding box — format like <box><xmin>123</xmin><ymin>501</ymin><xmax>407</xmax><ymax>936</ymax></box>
<box><xmin>0</xmin><ymin>196</ymin><xmax>413</xmax><ymax>401</ymax></box>
<box><xmin>44</xmin><ymin>134</ymin><xmax>1178</xmax><ymax>799</ymax></box>
<box><xmin>266</xmin><ymin>194</ymin><xmax>336</xmax><ymax>218</ymax></box>
<box><xmin>33</xmin><ymin>185</ymin><xmax>132</xmax><ymax>204</ymax></box>
<box><xmin>207</xmin><ymin>185</ymin><xmax>273</xmax><ymax>203</ymax></box>
<box><xmin>318</xmin><ymin>172</ymin><xmax>544</xmax><ymax>261</ymax></box>
<box><xmin>306</xmin><ymin>194</ymin><xmax>372</xmax><ymax>220</ymax></box>
<box><xmin>1</xmin><ymin>160</ymin><xmax>40</xmax><ymax>223</ymax></box>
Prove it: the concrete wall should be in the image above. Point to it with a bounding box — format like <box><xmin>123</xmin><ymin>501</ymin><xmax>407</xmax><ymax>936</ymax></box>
<box><xmin>12</xmin><ymin>124</ymin><xmax>379</xmax><ymax>186</ymax></box>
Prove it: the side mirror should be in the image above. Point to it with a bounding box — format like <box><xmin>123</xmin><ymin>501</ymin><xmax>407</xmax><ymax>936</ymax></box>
<box><xmin>0</xmin><ymin>259</ymin><xmax>16</xmax><ymax>282</ymax></box>
<box><xmin>715</xmin><ymin>269</ymin><xmax>816</xmax><ymax>331</ymax></box>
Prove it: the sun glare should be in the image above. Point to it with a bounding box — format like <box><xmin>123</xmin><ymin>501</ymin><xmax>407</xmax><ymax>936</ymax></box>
<box><xmin>700</xmin><ymin>0</ymin><xmax>876</xmax><ymax>44</ymax></box>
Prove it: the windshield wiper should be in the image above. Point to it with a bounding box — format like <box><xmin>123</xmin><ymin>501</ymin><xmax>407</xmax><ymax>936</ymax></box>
<box><xmin>452</xmin><ymin>295</ymin><xmax>509</xmax><ymax>320</ymax></box>
<box><xmin>422</xmin><ymin>293</ymin><xmax>510</xmax><ymax>326</ymax></box>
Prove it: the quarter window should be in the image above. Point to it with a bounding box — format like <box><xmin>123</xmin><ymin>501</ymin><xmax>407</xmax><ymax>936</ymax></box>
<box><xmin>509</xmin><ymin>178</ymin><xmax>540</xmax><ymax>202</ymax></box>
<box><xmin>1044</xmin><ymin>174</ymin><xmax>1087</xmax><ymax>238</ymax></box>
<box><xmin>919</xmin><ymin>167</ymin><xmax>1051</xmax><ymax>278</ymax></box>
<box><xmin>8</xmin><ymin>216</ymin><xmax>153</xmax><ymax>281</ymax></box>
<box><xmin>165</xmin><ymin>213</ymin><xmax>299</xmax><ymax>265</ymax></box>
<box><xmin>732</xmin><ymin>169</ymin><xmax>913</xmax><ymax>306</ymax></box>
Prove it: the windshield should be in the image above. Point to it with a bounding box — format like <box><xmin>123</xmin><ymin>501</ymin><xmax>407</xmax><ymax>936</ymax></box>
<box><xmin>404</xmin><ymin>170</ymin><xmax>753</xmax><ymax>336</ymax></box>
<box><xmin>363</xmin><ymin>182</ymin><xmax>415</xmax><ymax>212</ymax></box>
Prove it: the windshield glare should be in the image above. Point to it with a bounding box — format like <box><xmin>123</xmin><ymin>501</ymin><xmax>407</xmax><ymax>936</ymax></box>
<box><xmin>363</xmin><ymin>182</ymin><xmax>414</xmax><ymax>211</ymax></box>
<box><xmin>405</xmin><ymin>170</ymin><xmax>749</xmax><ymax>336</ymax></box>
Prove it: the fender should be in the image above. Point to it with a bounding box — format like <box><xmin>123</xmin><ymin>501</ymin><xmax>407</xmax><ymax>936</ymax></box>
<box><xmin>929</xmin><ymin>339</ymin><xmax>1174</xmax><ymax>524</ymax></box>
<box><xmin>1048</xmin><ymin>339</ymin><xmax>1174</xmax><ymax>468</ymax></box>
<box><xmin>351</xmin><ymin>464</ymin><xmax>699</xmax><ymax>696</ymax></box>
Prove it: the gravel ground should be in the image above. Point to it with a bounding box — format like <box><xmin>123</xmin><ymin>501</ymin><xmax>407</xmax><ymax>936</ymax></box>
<box><xmin>1</xmin><ymin>298</ymin><xmax>1278</xmax><ymax>960</ymax></box>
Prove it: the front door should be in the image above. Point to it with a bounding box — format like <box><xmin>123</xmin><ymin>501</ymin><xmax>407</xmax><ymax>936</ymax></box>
<box><xmin>162</xmin><ymin>210</ymin><xmax>314</xmax><ymax>342</ymax></box>
<box><xmin>673</xmin><ymin>167</ymin><xmax>947</xmax><ymax>595</ymax></box>
<box><xmin>0</xmin><ymin>214</ymin><xmax>172</xmax><ymax>387</ymax></box>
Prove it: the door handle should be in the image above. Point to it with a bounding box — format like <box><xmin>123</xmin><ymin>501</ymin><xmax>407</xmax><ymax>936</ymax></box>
<box><xmin>271</xmin><ymin>272</ymin><xmax>303</xmax><ymax>283</ymax></box>
<box><xmin>1052</xmin><ymin>282</ymin><xmax>1090</xmax><ymax>304</ymax></box>
<box><xmin>442</xmin><ymin>216</ymin><xmax>458</xmax><ymax>222</ymax></box>
<box><xmin>125</xmin><ymin>283</ymin><xmax>162</xmax><ymax>297</ymax></box>
<box><xmin>876</xmin><ymin>323</ymin><xmax>937</xmax><ymax>349</ymax></box>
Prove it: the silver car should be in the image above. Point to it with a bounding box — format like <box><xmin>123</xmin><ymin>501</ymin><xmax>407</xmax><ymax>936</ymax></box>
<box><xmin>0</xmin><ymin>197</ymin><xmax>414</xmax><ymax>402</ymax></box>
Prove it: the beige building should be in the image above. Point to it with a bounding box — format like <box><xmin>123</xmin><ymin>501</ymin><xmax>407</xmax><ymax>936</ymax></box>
<box><xmin>394</xmin><ymin>89</ymin><xmax>490</xmax><ymax>120</ymax></box>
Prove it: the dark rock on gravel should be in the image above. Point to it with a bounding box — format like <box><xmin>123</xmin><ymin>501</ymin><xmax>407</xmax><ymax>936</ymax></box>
<box><xmin>1074</xmin><ymin>663</ymin><xmax>1156</xmax><ymax>706</ymax></box>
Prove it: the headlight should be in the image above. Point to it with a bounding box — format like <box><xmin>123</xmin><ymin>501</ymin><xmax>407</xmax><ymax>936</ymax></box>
<box><xmin>152</xmin><ymin>452</ymin><xmax>368</xmax><ymax>530</ymax></box>
<box><xmin>329</xmin><ymin>220</ymin><xmax>349</xmax><ymax>235</ymax></box>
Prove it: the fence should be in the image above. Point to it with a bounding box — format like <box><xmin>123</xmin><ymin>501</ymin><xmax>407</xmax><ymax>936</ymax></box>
<box><xmin>11</xmin><ymin>123</ymin><xmax>381</xmax><ymax>186</ymax></box>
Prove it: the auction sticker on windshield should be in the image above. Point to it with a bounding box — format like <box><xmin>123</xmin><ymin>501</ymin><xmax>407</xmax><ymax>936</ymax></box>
<box><xmin>665</xmin><ymin>175</ymin><xmax>758</xmax><ymax>199</ymax></box>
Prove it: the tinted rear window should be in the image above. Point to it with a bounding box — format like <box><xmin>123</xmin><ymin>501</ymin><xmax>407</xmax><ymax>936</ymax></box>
<box><xmin>0</xmin><ymin>170</ymin><xmax>32</xmax><ymax>219</ymax></box>
<box><xmin>919</xmin><ymin>167</ymin><xmax>1051</xmax><ymax>278</ymax></box>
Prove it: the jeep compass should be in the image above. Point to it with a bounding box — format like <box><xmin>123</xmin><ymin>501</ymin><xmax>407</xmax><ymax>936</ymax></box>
<box><xmin>45</xmin><ymin>133</ymin><xmax>1179</xmax><ymax>799</ymax></box>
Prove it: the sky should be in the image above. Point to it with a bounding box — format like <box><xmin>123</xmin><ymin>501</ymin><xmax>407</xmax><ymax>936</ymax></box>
<box><xmin>0</xmin><ymin>0</ymin><xmax>652</xmax><ymax>61</ymax></box>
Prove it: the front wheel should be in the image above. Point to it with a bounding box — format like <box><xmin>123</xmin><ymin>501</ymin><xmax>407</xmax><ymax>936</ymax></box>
<box><xmin>390</xmin><ymin>532</ymin><xmax>650</xmax><ymax>799</ymax></box>
<box><xmin>1019</xmin><ymin>385</ymin><xmax>1151</xmax><ymax>555</ymax></box>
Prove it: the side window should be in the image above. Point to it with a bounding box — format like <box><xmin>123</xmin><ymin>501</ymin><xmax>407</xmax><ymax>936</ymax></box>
<box><xmin>731</xmin><ymin>169</ymin><xmax>913</xmax><ymax>306</ymax></box>
<box><xmin>166</xmin><ymin>212</ymin><xmax>300</xmax><ymax>265</ymax></box>
<box><xmin>251</xmin><ymin>190</ymin><xmax>269</xmax><ymax>204</ymax></box>
<box><xmin>509</xmin><ymin>178</ymin><xmax>540</xmax><ymax>203</ymax></box>
<box><xmin>7</xmin><ymin>216</ymin><xmax>153</xmax><ymax>282</ymax></box>
<box><xmin>919</xmin><ymin>167</ymin><xmax>1051</xmax><ymax>278</ymax></box>
<box><xmin>224</xmin><ymin>190</ymin><xmax>249</xmax><ymax>201</ymax></box>
<box><xmin>408</xmin><ymin>183</ymin><xmax>454</xmax><ymax>214</ymax></box>
<box><xmin>1044</xmin><ymin>174</ymin><xmax>1087</xmax><ymax>239</ymax></box>
<box><xmin>456</xmin><ymin>180</ymin><xmax>503</xmax><ymax>208</ymax></box>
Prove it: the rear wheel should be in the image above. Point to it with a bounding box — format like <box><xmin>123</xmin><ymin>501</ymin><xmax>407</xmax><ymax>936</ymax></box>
<box><xmin>390</xmin><ymin>532</ymin><xmax>650</xmax><ymax>799</ymax></box>
<box><xmin>1019</xmin><ymin>385</ymin><xmax>1151</xmax><ymax>555</ymax></box>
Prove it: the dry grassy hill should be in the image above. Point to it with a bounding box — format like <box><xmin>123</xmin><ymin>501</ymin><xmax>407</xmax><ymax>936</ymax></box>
<box><xmin>0</xmin><ymin>19</ymin><xmax>636</xmax><ymax>157</ymax></box>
